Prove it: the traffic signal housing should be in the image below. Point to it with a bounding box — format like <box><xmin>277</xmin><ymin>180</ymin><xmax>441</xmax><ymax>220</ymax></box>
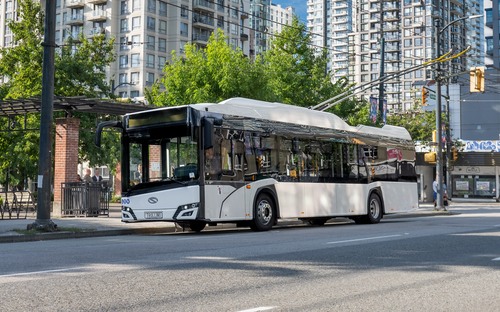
<box><xmin>424</xmin><ymin>152</ymin><xmax>436</xmax><ymax>163</ymax></box>
<box><xmin>470</xmin><ymin>66</ymin><xmax>485</xmax><ymax>92</ymax></box>
<box><xmin>422</xmin><ymin>87</ymin><xmax>428</xmax><ymax>106</ymax></box>
<box><xmin>452</xmin><ymin>147</ymin><xmax>458</xmax><ymax>161</ymax></box>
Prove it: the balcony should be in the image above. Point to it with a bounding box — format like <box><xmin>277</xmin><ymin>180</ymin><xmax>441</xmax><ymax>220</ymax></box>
<box><xmin>88</xmin><ymin>0</ymin><xmax>107</xmax><ymax>4</ymax></box>
<box><xmin>88</xmin><ymin>27</ymin><xmax>105</xmax><ymax>37</ymax></box>
<box><xmin>193</xmin><ymin>14</ymin><xmax>215</xmax><ymax>29</ymax></box>
<box><xmin>66</xmin><ymin>13</ymin><xmax>84</xmax><ymax>25</ymax></box>
<box><xmin>66</xmin><ymin>0</ymin><xmax>84</xmax><ymax>8</ymax></box>
<box><xmin>193</xmin><ymin>32</ymin><xmax>210</xmax><ymax>43</ymax></box>
<box><xmin>88</xmin><ymin>10</ymin><xmax>107</xmax><ymax>22</ymax></box>
<box><xmin>193</xmin><ymin>0</ymin><xmax>215</xmax><ymax>12</ymax></box>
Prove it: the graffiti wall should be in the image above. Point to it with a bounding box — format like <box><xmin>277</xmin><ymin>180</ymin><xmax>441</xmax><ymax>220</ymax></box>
<box><xmin>463</xmin><ymin>140</ymin><xmax>500</xmax><ymax>152</ymax></box>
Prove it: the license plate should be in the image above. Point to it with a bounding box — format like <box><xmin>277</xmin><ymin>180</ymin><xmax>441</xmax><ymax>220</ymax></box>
<box><xmin>144</xmin><ymin>212</ymin><xmax>163</xmax><ymax>219</ymax></box>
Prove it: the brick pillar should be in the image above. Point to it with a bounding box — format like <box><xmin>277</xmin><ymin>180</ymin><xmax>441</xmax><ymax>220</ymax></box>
<box><xmin>52</xmin><ymin>118</ymin><xmax>80</xmax><ymax>217</ymax></box>
<box><xmin>114</xmin><ymin>162</ymin><xmax>122</xmax><ymax>196</ymax></box>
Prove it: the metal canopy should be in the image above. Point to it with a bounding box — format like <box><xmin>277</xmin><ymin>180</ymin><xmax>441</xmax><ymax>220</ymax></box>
<box><xmin>0</xmin><ymin>96</ymin><xmax>150</xmax><ymax>117</ymax></box>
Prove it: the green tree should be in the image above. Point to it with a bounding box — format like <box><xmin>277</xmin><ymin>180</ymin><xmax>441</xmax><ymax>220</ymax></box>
<box><xmin>387</xmin><ymin>110</ymin><xmax>436</xmax><ymax>141</ymax></box>
<box><xmin>148</xmin><ymin>29</ymin><xmax>269</xmax><ymax>106</ymax></box>
<box><xmin>0</xmin><ymin>0</ymin><xmax>117</xmax><ymax>188</ymax></box>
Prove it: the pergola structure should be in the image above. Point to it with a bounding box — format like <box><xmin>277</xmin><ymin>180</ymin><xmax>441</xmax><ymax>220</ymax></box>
<box><xmin>0</xmin><ymin>96</ymin><xmax>150</xmax><ymax>217</ymax></box>
<box><xmin>0</xmin><ymin>96</ymin><xmax>148</xmax><ymax>116</ymax></box>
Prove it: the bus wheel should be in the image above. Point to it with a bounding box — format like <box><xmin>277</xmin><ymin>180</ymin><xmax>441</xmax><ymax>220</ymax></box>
<box><xmin>366</xmin><ymin>193</ymin><xmax>382</xmax><ymax>224</ymax></box>
<box><xmin>188</xmin><ymin>221</ymin><xmax>207</xmax><ymax>232</ymax></box>
<box><xmin>250</xmin><ymin>193</ymin><xmax>275</xmax><ymax>231</ymax></box>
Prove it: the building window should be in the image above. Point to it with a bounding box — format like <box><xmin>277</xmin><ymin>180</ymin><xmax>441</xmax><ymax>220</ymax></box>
<box><xmin>181</xmin><ymin>5</ymin><xmax>189</xmax><ymax>19</ymax></box>
<box><xmin>132</xmin><ymin>0</ymin><xmax>141</xmax><ymax>11</ymax></box>
<box><xmin>132</xmin><ymin>16</ymin><xmax>141</xmax><ymax>30</ymax></box>
<box><xmin>159</xmin><ymin>1</ymin><xmax>168</xmax><ymax>16</ymax></box>
<box><xmin>131</xmin><ymin>54</ymin><xmax>140</xmax><ymax>67</ymax></box>
<box><xmin>119</xmin><ymin>73</ymin><xmax>128</xmax><ymax>84</ymax></box>
<box><xmin>147</xmin><ymin>0</ymin><xmax>156</xmax><ymax>13</ymax></box>
<box><xmin>120</xmin><ymin>36</ymin><xmax>130</xmax><ymax>50</ymax></box>
<box><xmin>158</xmin><ymin>38</ymin><xmax>166</xmax><ymax>52</ymax></box>
<box><xmin>159</xmin><ymin>20</ymin><xmax>167</xmax><ymax>34</ymax></box>
<box><xmin>146</xmin><ymin>54</ymin><xmax>155</xmax><ymax>68</ymax></box>
<box><xmin>147</xmin><ymin>35</ymin><xmax>155</xmax><ymax>49</ymax></box>
<box><xmin>131</xmin><ymin>34</ymin><xmax>140</xmax><ymax>47</ymax></box>
<box><xmin>180</xmin><ymin>22</ymin><xmax>188</xmax><ymax>37</ymax></box>
<box><xmin>147</xmin><ymin>16</ymin><xmax>156</xmax><ymax>31</ymax></box>
<box><xmin>121</xmin><ymin>1</ymin><xmax>129</xmax><ymax>14</ymax></box>
<box><xmin>158</xmin><ymin>56</ymin><xmax>166</xmax><ymax>70</ymax></box>
<box><xmin>120</xmin><ymin>18</ymin><xmax>128</xmax><ymax>32</ymax></box>
<box><xmin>119</xmin><ymin>55</ymin><xmax>128</xmax><ymax>68</ymax></box>
<box><xmin>146</xmin><ymin>72</ymin><xmax>155</xmax><ymax>86</ymax></box>
<box><xmin>131</xmin><ymin>72</ymin><xmax>140</xmax><ymax>84</ymax></box>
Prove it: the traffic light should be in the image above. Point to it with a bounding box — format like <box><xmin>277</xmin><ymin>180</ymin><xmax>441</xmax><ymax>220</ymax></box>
<box><xmin>421</xmin><ymin>87</ymin><xmax>428</xmax><ymax>106</ymax></box>
<box><xmin>452</xmin><ymin>147</ymin><xmax>458</xmax><ymax>161</ymax></box>
<box><xmin>470</xmin><ymin>66</ymin><xmax>485</xmax><ymax>92</ymax></box>
<box><xmin>424</xmin><ymin>152</ymin><xmax>436</xmax><ymax>163</ymax></box>
<box><xmin>432</xmin><ymin>130</ymin><xmax>437</xmax><ymax>143</ymax></box>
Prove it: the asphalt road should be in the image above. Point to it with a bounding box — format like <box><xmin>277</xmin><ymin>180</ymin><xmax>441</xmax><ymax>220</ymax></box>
<box><xmin>1</xmin><ymin>205</ymin><xmax>499</xmax><ymax>312</ymax></box>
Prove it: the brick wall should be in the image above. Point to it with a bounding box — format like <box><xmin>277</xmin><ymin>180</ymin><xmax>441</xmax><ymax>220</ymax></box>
<box><xmin>53</xmin><ymin>118</ymin><xmax>80</xmax><ymax>203</ymax></box>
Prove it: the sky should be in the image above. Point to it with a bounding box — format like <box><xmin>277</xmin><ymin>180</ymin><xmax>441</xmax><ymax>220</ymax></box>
<box><xmin>273</xmin><ymin>0</ymin><xmax>307</xmax><ymax>23</ymax></box>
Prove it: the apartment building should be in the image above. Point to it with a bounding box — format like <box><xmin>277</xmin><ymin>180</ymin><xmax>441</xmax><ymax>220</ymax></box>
<box><xmin>485</xmin><ymin>0</ymin><xmax>499</xmax><ymax>67</ymax></box>
<box><xmin>1</xmin><ymin>0</ymin><xmax>275</xmax><ymax>100</ymax></box>
<box><xmin>308</xmin><ymin>0</ymin><xmax>483</xmax><ymax>113</ymax></box>
<box><xmin>269</xmin><ymin>4</ymin><xmax>294</xmax><ymax>36</ymax></box>
<box><xmin>307</xmin><ymin>0</ymin><xmax>351</xmax><ymax>80</ymax></box>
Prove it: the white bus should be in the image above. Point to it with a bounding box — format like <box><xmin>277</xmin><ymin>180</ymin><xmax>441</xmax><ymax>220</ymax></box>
<box><xmin>96</xmin><ymin>98</ymin><xmax>418</xmax><ymax>232</ymax></box>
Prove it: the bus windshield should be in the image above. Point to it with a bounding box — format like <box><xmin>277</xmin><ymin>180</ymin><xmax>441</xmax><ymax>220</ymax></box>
<box><xmin>128</xmin><ymin>135</ymin><xmax>199</xmax><ymax>188</ymax></box>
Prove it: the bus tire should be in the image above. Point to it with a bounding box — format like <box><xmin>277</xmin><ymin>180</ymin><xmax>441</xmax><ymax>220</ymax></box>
<box><xmin>250</xmin><ymin>193</ymin><xmax>275</xmax><ymax>231</ymax></box>
<box><xmin>188</xmin><ymin>221</ymin><xmax>206</xmax><ymax>232</ymax></box>
<box><xmin>366</xmin><ymin>193</ymin><xmax>382</xmax><ymax>224</ymax></box>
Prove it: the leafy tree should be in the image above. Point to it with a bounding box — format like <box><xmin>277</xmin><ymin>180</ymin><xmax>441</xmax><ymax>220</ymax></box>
<box><xmin>148</xmin><ymin>29</ymin><xmax>269</xmax><ymax>106</ymax></box>
<box><xmin>0</xmin><ymin>0</ymin><xmax>117</xmax><ymax>188</ymax></box>
<box><xmin>387</xmin><ymin>110</ymin><xmax>436</xmax><ymax>142</ymax></box>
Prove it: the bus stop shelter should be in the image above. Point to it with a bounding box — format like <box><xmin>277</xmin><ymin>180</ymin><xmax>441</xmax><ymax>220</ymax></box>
<box><xmin>0</xmin><ymin>96</ymin><xmax>149</xmax><ymax>217</ymax></box>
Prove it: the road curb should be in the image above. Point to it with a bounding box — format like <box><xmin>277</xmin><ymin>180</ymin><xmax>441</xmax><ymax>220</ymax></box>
<box><xmin>0</xmin><ymin>210</ymin><xmax>454</xmax><ymax>243</ymax></box>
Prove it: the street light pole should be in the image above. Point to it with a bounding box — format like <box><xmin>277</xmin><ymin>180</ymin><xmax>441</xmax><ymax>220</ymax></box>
<box><xmin>29</xmin><ymin>0</ymin><xmax>57</xmax><ymax>231</ymax></box>
<box><xmin>434</xmin><ymin>13</ymin><xmax>483</xmax><ymax>210</ymax></box>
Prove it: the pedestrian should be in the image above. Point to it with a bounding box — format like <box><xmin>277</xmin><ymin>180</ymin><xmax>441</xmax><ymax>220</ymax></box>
<box><xmin>92</xmin><ymin>169</ymin><xmax>103</xmax><ymax>182</ymax></box>
<box><xmin>83</xmin><ymin>168</ymin><xmax>92</xmax><ymax>183</ymax></box>
<box><xmin>433</xmin><ymin>177</ymin><xmax>448</xmax><ymax>209</ymax></box>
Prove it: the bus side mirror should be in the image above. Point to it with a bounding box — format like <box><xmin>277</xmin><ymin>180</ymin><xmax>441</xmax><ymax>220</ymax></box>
<box><xmin>203</xmin><ymin>118</ymin><xmax>214</xmax><ymax>150</ymax></box>
<box><xmin>95</xmin><ymin>121</ymin><xmax>122</xmax><ymax>147</ymax></box>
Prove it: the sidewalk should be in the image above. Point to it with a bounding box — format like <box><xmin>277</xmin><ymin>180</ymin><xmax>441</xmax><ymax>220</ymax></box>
<box><xmin>0</xmin><ymin>203</ymin><xmax>455</xmax><ymax>244</ymax></box>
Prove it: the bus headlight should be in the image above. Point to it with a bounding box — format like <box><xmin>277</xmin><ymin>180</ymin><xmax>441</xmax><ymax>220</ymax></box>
<box><xmin>178</xmin><ymin>202</ymin><xmax>199</xmax><ymax>210</ymax></box>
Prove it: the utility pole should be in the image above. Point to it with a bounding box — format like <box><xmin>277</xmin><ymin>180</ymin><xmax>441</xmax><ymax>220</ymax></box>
<box><xmin>29</xmin><ymin>0</ymin><xmax>57</xmax><ymax>231</ymax></box>
<box><xmin>378</xmin><ymin>1</ymin><xmax>385</xmax><ymax>123</ymax></box>
<box><xmin>435</xmin><ymin>17</ymin><xmax>444</xmax><ymax>210</ymax></box>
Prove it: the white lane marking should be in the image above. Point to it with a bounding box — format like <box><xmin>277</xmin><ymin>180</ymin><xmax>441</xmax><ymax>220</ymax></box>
<box><xmin>0</xmin><ymin>267</ymin><xmax>79</xmax><ymax>278</ymax></box>
<box><xmin>326</xmin><ymin>234</ymin><xmax>405</xmax><ymax>245</ymax></box>
<box><xmin>493</xmin><ymin>257</ymin><xmax>500</xmax><ymax>261</ymax></box>
<box><xmin>185</xmin><ymin>256</ymin><xmax>233</xmax><ymax>260</ymax></box>
<box><xmin>237</xmin><ymin>307</ymin><xmax>276</xmax><ymax>312</ymax></box>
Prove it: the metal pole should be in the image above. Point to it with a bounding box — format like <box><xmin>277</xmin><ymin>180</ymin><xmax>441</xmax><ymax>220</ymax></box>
<box><xmin>29</xmin><ymin>0</ymin><xmax>57</xmax><ymax>230</ymax></box>
<box><xmin>435</xmin><ymin>19</ymin><xmax>444</xmax><ymax>210</ymax></box>
<box><xmin>378</xmin><ymin>2</ymin><xmax>385</xmax><ymax>123</ymax></box>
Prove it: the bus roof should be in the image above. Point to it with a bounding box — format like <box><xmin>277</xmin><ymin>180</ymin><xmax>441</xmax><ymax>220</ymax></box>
<box><xmin>191</xmin><ymin>98</ymin><xmax>412</xmax><ymax>141</ymax></box>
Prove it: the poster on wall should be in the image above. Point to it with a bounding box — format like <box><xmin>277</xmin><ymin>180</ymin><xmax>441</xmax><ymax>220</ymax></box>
<box><xmin>455</xmin><ymin>180</ymin><xmax>469</xmax><ymax>191</ymax></box>
<box><xmin>476</xmin><ymin>181</ymin><xmax>490</xmax><ymax>191</ymax></box>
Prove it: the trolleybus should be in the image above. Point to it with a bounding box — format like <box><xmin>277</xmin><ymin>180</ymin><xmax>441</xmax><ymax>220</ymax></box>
<box><xmin>96</xmin><ymin>98</ymin><xmax>418</xmax><ymax>232</ymax></box>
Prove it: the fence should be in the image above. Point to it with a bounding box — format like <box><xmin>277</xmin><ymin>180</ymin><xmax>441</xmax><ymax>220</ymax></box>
<box><xmin>61</xmin><ymin>182</ymin><xmax>110</xmax><ymax>217</ymax></box>
<box><xmin>0</xmin><ymin>189</ymin><xmax>37</xmax><ymax>220</ymax></box>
